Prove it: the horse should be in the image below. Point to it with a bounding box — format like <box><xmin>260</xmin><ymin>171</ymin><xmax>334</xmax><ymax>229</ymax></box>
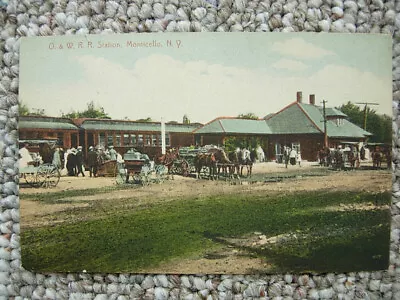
<box><xmin>228</xmin><ymin>150</ymin><xmax>241</xmax><ymax>177</ymax></box>
<box><xmin>318</xmin><ymin>147</ymin><xmax>333</xmax><ymax>167</ymax></box>
<box><xmin>154</xmin><ymin>148</ymin><xmax>180</xmax><ymax>174</ymax></box>
<box><xmin>239</xmin><ymin>148</ymin><xmax>253</xmax><ymax>177</ymax></box>
<box><xmin>208</xmin><ymin>148</ymin><xmax>231</xmax><ymax>177</ymax></box>
<box><xmin>347</xmin><ymin>150</ymin><xmax>356</xmax><ymax>169</ymax></box>
<box><xmin>372</xmin><ymin>148</ymin><xmax>382</xmax><ymax>169</ymax></box>
<box><xmin>193</xmin><ymin>152</ymin><xmax>217</xmax><ymax>179</ymax></box>
<box><xmin>332</xmin><ymin>148</ymin><xmax>345</xmax><ymax>170</ymax></box>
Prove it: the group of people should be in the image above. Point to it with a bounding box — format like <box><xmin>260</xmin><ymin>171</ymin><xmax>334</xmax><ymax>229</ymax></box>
<box><xmin>26</xmin><ymin>143</ymin><xmax>123</xmax><ymax>178</ymax></box>
<box><xmin>318</xmin><ymin>144</ymin><xmax>391</xmax><ymax>169</ymax></box>
<box><xmin>64</xmin><ymin>145</ymin><xmax>122</xmax><ymax>178</ymax></box>
<box><xmin>282</xmin><ymin>146</ymin><xmax>302</xmax><ymax>168</ymax></box>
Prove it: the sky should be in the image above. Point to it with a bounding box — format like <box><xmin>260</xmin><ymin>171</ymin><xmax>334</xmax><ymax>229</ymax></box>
<box><xmin>20</xmin><ymin>33</ymin><xmax>392</xmax><ymax>124</ymax></box>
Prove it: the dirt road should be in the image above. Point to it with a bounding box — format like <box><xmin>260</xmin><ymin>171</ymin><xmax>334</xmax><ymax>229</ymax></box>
<box><xmin>20</xmin><ymin>162</ymin><xmax>391</xmax><ymax>227</ymax></box>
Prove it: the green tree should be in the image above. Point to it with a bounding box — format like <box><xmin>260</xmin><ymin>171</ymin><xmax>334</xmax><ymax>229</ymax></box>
<box><xmin>237</xmin><ymin>113</ymin><xmax>259</xmax><ymax>120</ymax></box>
<box><xmin>18</xmin><ymin>102</ymin><xmax>46</xmax><ymax>116</ymax></box>
<box><xmin>222</xmin><ymin>113</ymin><xmax>263</xmax><ymax>151</ymax></box>
<box><xmin>337</xmin><ymin>102</ymin><xmax>391</xmax><ymax>143</ymax></box>
<box><xmin>61</xmin><ymin>101</ymin><xmax>111</xmax><ymax>119</ymax></box>
<box><xmin>19</xmin><ymin>102</ymin><xmax>30</xmax><ymax>116</ymax></box>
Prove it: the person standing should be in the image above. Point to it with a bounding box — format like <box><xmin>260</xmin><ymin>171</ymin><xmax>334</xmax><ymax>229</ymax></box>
<box><xmin>76</xmin><ymin>146</ymin><xmax>85</xmax><ymax>177</ymax></box>
<box><xmin>66</xmin><ymin>148</ymin><xmax>77</xmax><ymax>176</ymax></box>
<box><xmin>289</xmin><ymin>148</ymin><xmax>297</xmax><ymax>166</ymax></box>
<box><xmin>297</xmin><ymin>151</ymin><xmax>302</xmax><ymax>167</ymax></box>
<box><xmin>283</xmin><ymin>146</ymin><xmax>290</xmax><ymax>168</ymax></box>
<box><xmin>109</xmin><ymin>146</ymin><xmax>117</xmax><ymax>161</ymax></box>
<box><xmin>19</xmin><ymin>142</ymin><xmax>34</xmax><ymax>168</ymax></box>
<box><xmin>87</xmin><ymin>146</ymin><xmax>98</xmax><ymax>178</ymax></box>
<box><xmin>52</xmin><ymin>147</ymin><xmax>62</xmax><ymax>170</ymax></box>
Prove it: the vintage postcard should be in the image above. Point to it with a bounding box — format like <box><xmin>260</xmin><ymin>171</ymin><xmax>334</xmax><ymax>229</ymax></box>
<box><xmin>19</xmin><ymin>33</ymin><xmax>392</xmax><ymax>274</ymax></box>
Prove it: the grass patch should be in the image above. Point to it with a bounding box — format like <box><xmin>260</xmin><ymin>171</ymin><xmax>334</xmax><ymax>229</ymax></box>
<box><xmin>21</xmin><ymin>190</ymin><xmax>391</xmax><ymax>273</ymax></box>
<box><xmin>22</xmin><ymin>185</ymin><xmax>135</xmax><ymax>203</ymax></box>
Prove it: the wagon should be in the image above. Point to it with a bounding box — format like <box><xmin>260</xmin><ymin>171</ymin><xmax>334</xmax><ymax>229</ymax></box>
<box><xmin>20</xmin><ymin>162</ymin><xmax>61</xmax><ymax>188</ymax></box>
<box><xmin>170</xmin><ymin>147</ymin><xmax>207</xmax><ymax>177</ymax></box>
<box><xmin>116</xmin><ymin>149</ymin><xmax>167</xmax><ymax>185</ymax></box>
<box><xmin>19</xmin><ymin>140</ymin><xmax>61</xmax><ymax>188</ymax></box>
<box><xmin>97</xmin><ymin>160</ymin><xmax>118</xmax><ymax>177</ymax></box>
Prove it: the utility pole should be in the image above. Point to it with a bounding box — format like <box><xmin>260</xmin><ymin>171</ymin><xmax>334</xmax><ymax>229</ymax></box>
<box><xmin>322</xmin><ymin>100</ymin><xmax>328</xmax><ymax>148</ymax></box>
<box><xmin>355</xmin><ymin>102</ymin><xmax>379</xmax><ymax>130</ymax></box>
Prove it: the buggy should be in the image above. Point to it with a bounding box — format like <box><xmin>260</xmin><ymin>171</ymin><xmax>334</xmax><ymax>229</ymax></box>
<box><xmin>116</xmin><ymin>149</ymin><xmax>167</xmax><ymax>185</ymax></box>
<box><xmin>19</xmin><ymin>140</ymin><xmax>61</xmax><ymax>188</ymax></box>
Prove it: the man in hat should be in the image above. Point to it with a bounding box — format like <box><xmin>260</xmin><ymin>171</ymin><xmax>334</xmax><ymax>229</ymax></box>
<box><xmin>87</xmin><ymin>146</ymin><xmax>98</xmax><ymax>178</ymax></box>
<box><xmin>76</xmin><ymin>146</ymin><xmax>85</xmax><ymax>177</ymax></box>
<box><xmin>108</xmin><ymin>145</ymin><xmax>117</xmax><ymax>161</ymax></box>
<box><xmin>66</xmin><ymin>148</ymin><xmax>77</xmax><ymax>176</ymax></box>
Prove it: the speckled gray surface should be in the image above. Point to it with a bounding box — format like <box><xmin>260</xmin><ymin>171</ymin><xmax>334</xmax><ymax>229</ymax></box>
<box><xmin>1</xmin><ymin>0</ymin><xmax>400</xmax><ymax>299</ymax></box>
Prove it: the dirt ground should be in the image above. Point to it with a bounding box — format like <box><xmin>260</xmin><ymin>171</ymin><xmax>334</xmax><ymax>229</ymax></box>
<box><xmin>20</xmin><ymin>161</ymin><xmax>392</xmax><ymax>274</ymax></box>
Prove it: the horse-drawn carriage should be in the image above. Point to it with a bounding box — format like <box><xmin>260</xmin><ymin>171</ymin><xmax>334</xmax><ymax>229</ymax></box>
<box><xmin>116</xmin><ymin>149</ymin><xmax>167</xmax><ymax>186</ymax></box>
<box><xmin>173</xmin><ymin>145</ymin><xmax>253</xmax><ymax>180</ymax></box>
<box><xmin>19</xmin><ymin>140</ymin><xmax>61</xmax><ymax>188</ymax></box>
<box><xmin>172</xmin><ymin>147</ymin><xmax>207</xmax><ymax>176</ymax></box>
<box><xmin>319</xmin><ymin>143</ymin><xmax>360</xmax><ymax>170</ymax></box>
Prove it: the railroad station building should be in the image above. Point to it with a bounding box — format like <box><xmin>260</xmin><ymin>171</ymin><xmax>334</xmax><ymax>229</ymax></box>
<box><xmin>19</xmin><ymin>92</ymin><xmax>371</xmax><ymax>162</ymax></box>
<box><xmin>19</xmin><ymin>116</ymin><xmax>200</xmax><ymax>158</ymax></box>
<box><xmin>74</xmin><ymin>118</ymin><xmax>200</xmax><ymax>158</ymax></box>
<box><xmin>193</xmin><ymin>92</ymin><xmax>372</xmax><ymax>161</ymax></box>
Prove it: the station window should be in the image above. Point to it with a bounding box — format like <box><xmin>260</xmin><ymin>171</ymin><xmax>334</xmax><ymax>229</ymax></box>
<box><xmin>57</xmin><ymin>133</ymin><xmax>64</xmax><ymax>146</ymax></box>
<box><xmin>107</xmin><ymin>134</ymin><xmax>113</xmax><ymax>147</ymax></box>
<box><xmin>145</xmin><ymin>135</ymin><xmax>151</xmax><ymax>146</ymax></box>
<box><xmin>166</xmin><ymin>133</ymin><xmax>170</xmax><ymax>146</ymax></box>
<box><xmin>99</xmin><ymin>133</ymin><xmax>106</xmax><ymax>147</ymax></box>
<box><xmin>131</xmin><ymin>134</ymin><xmax>137</xmax><ymax>145</ymax></box>
<box><xmin>152</xmin><ymin>135</ymin><xmax>157</xmax><ymax>146</ymax></box>
<box><xmin>115</xmin><ymin>134</ymin><xmax>121</xmax><ymax>146</ymax></box>
<box><xmin>291</xmin><ymin>142</ymin><xmax>301</xmax><ymax>153</ymax></box>
<box><xmin>124</xmin><ymin>134</ymin><xmax>130</xmax><ymax>146</ymax></box>
<box><xmin>138</xmin><ymin>134</ymin><xmax>143</xmax><ymax>146</ymax></box>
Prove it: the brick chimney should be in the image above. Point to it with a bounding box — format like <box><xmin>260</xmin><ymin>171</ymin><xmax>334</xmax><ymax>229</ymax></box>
<box><xmin>296</xmin><ymin>91</ymin><xmax>302</xmax><ymax>103</ymax></box>
<box><xmin>309</xmin><ymin>94</ymin><xmax>315</xmax><ymax>105</ymax></box>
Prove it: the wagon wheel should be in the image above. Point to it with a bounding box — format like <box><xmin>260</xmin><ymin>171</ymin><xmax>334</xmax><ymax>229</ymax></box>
<box><xmin>181</xmin><ymin>159</ymin><xmax>189</xmax><ymax>177</ymax></box>
<box><xmin>37</xmin><ymin>164</ymin><xmax>61</xmax><ymax>188</ymax></box>
<box><xmin>24</xmin><ymin>172</ymin><xmax>41</xmax><ymax>188</ymax></box>
<box><xmin>201</xmin><ymin>166</ymin><xmax>209</xmax><ymax>179</ymax></box>
<box><xmin>155</xmin><ymin>164</ymin><xmax>166</xmax><ymax>184</ymax></box>
<box><xmin>116</xmin><ymin>168</ymin><xmax>127</xmax><ymax>185</ymax></box>
<box><xmin>170</xmin><ymin>161</ymin><xmax>180</xmax><ymax>175</ymax></box>
<box><xmin>140</xmin><ymin>165</ymin><xmax>151</xmax><ymax>186</ymax></box>
<box><xmin>132</xmin><ymin>172</ymin><xmax>142</xmax><ymax>184</ymax></box>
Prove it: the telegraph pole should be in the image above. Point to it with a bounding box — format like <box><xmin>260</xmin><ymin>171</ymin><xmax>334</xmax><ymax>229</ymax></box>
<box><xmin>355</xmin><ymin>102</ymin><xmax>379</xmax><ymax>130</ymax></box>
<box><xmin>322</xmin><ymin>100</ymin><xmax>328</xmax><ymax>148</ymax></box>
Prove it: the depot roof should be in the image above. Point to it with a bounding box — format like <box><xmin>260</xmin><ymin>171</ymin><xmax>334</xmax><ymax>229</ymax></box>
<box><xmin>79</xmin><ymin>119</ymin><xmax>201</xmax><ymax>133</ymax></box>
<box><xmin>265</xmin><ymin>102</ymin><xmax>372</xmax><ymax>138</ymax></box>
<box><xmin>19</xmin><ymin>116</ymin><xmax>79</xmax><ymax>130</ymax></box>
<box><xmin>193</xmin><ymin>117</ymin><xmax>273</xmax><ymax>135</ymax></box>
